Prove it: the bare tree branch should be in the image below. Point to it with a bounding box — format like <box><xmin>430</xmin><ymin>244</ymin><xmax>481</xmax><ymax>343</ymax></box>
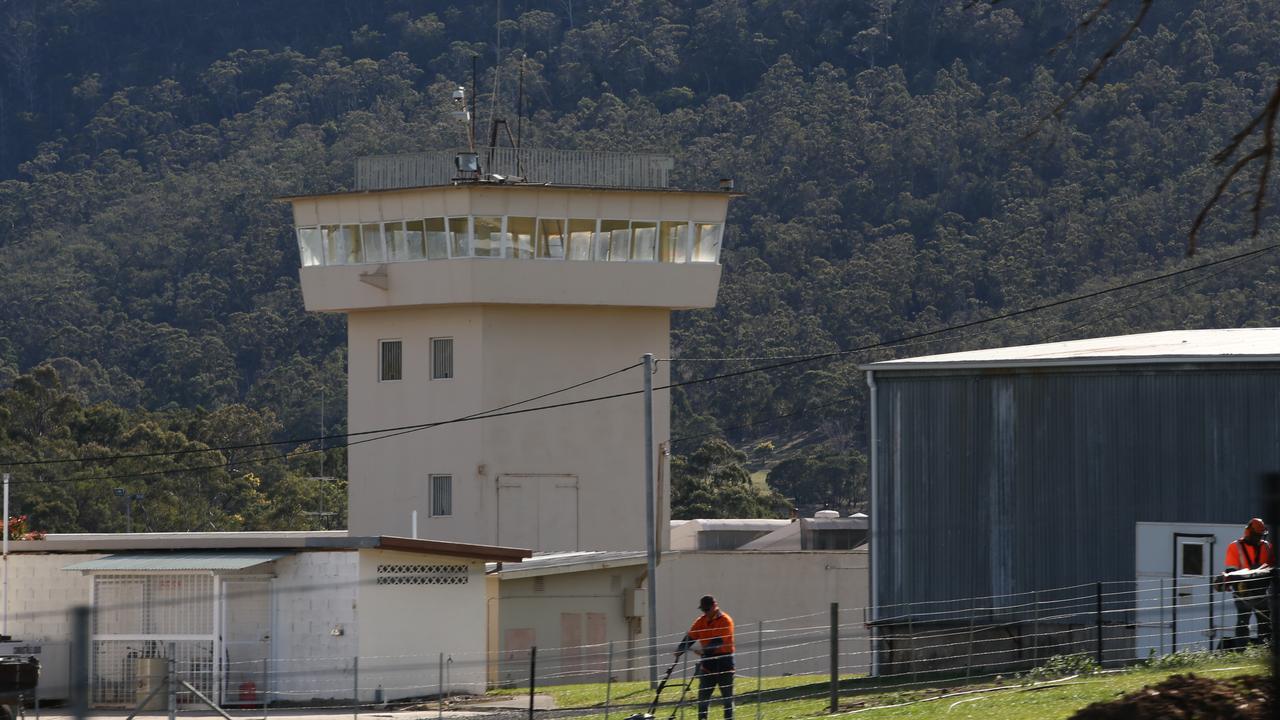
<box><xmin>1023</xmin><ymin>0</ymin><xmax>1152</xmax><ymax>140</ymax></box>
<box><xmin>1049</xmin><ymin>0</ymin><xmax>1114</xmax><ymax>54</ymax></box>
<box><xmin>1188</xmin><ymin>79</ymin><xmax>1280</xmax><ymax>255</ymax></box>
<box><xmin>978</xmin><ymin>0</ymin><xmax>1278</xmax><ymax>255</ymax></box>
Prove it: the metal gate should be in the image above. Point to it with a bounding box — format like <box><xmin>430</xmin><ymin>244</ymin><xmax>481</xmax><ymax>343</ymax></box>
<box><xmin>90</xmin><ymin>574</ymin><xmax>218</xmax><ymax>706</ymax></box>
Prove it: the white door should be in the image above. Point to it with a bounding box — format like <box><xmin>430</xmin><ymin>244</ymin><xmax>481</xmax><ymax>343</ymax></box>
<box><xmin>1173</xmin><ymin>536</ymin><xmax>1215</xmax><ymax>652</ymax></box>
<box><xmin>497</xmin><ymin>475</ymin><xmax>579</xmax><ymax>551</ymax></box>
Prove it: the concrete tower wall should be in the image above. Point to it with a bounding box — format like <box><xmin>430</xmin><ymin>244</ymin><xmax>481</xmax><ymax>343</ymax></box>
<box><xmin>347</xmin><ymin>304</ymin><xmax>670</xmax><ymax>551</ymax></box>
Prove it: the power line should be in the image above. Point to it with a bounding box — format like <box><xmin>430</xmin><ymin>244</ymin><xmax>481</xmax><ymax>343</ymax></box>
<box><xmin>656</xmin><ymin>241</ymin><xmax>1280</xmax><ymax>391</ymax></box>
<box><xmin>669</xmin><ymin>395</ymin><xmax>857</xmax><ymax>447</ymax></box>
<box><xmin>4</xmin><ymin>240</ymin><xmax>1276</xmax><ymax>485</ymax></box>
<box><xmin>1043</xmin><ymin>251</ymin><xmax>1264</xmax><ymax>343</ymax></box>
<box><xmin>0</xmin><ymin>361</ymin><xmax>643</xmax><ymax>469</ymax></box>
<box><xmin>670</xmin><ymin>246</ymin><xmax>1277</xmax><ymax>448</ymax></box>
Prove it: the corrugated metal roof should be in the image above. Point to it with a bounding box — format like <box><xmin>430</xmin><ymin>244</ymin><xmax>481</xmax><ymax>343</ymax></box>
<box><xmin>864</xmin><ymin>328</ymin><xmax>1280</xmax><ymax>370</ymax></box>
<box><xmin>490</xmin><ymin>551</ymin><xmax>645</xmax><ymax>578</ymax></box>
<box><xmin>62</xmin><ymin>550</ymin><xmax>292</xmax><ymax>572</ymax></box>
<box><xmin>680</xmin><ymin>519</ymin><xmax>791</xmax><ymax>531</ymax></box>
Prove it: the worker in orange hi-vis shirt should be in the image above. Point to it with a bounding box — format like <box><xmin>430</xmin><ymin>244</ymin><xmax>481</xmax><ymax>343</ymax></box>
<box><xmin>676</xmin><ymin>595</ymin><xmax>735</xmax><ymax>720</ymax></box>
<box><xmin>1222</xmin><ymin>518</ymin><xmax>1273</xmax><ymax>643</ymax></box>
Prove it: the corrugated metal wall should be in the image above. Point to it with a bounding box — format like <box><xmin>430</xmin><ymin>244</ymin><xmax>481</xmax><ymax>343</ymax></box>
<box><xmin>871</xmin><ymin>364</ymin><xmax>1280</xmax><ymax>618</ymax></box>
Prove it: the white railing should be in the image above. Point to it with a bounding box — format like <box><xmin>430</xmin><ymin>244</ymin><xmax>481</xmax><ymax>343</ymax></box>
<box><xmin>355</xmin><ymin>148</ymin><xmax>675</xmax><ymax>190</ymax></box>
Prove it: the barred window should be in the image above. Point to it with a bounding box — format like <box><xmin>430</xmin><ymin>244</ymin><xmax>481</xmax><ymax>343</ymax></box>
<box><xmin>431</xmin><ymin>474</ymin><xmax>452</xmax><ymax>517</ymax></box>
<box><xmin>432</xmin><ymin>338</ymin><xmax>454</xmax><ymax>380</ymax></box>
<box><xmin>380</xmin><ymin>340</ymin><xmax>402</xmax><ymax>382</ymax></box>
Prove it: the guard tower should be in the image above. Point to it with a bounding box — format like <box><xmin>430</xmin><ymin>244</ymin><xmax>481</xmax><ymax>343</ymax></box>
<box><xmin>285</xmin><ymin>147</ymin><xmax>734</xmax><ymax>551</ymax></box>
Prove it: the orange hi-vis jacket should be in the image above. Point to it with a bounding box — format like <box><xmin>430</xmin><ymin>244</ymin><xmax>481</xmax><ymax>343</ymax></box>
<box><xmin>688</xmin><ymin>610</ymin><xmax>735</xmax><ymax>657</ymax></box>
<box><xmin>1225</xmin><ymin>539</ymin><xmax>1272</xmax><ymax>570</ymax></box>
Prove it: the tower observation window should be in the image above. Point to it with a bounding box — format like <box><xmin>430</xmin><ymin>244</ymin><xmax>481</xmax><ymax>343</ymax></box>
<box><xmin>473</xmin><ymin>216</ymin><xmax>503</xmax><ymax>258</ymax></box>
<box><xmin>568</xmin><ymin>219</ymin><xmax>595</xmax><ymax>260</ymax></box>
<box><xmin>424</xmin><ymin>218</ymin><xmax>448</xmax><ymax>259</ymax></box>
<box><xmin>692</xmin><ymin>223</ymin><xmax>723</xmax><ymax>263</ymax></box>
<box><xmin>537</xmin><ymin>219</ymin><xmax>567</xmax><ymax>259</ymax></box>
<box><xmin>631</xmin><ymin>221</ymin><xmax>657</xmax><ymax>261</ymax></box>
<box><xmin>507</xmin><ymin>217</ymin><xmax>536</xmax><ymax>259</ymax></box>
<box><xmin>294</xmin><ymin>215</ymin><xmax>722</xmax><ymax>266</ymax></box>
<box><xmin>448</xmin><ymin>217</ymin><xmax>471</xmax><ymax>258</ymax></box>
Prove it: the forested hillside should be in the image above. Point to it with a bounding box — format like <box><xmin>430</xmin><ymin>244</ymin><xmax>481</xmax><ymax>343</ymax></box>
<box><xmin>1</xmin><ymin>0</ymin><xmax>1278</xmax><ymax>530</ymax></box>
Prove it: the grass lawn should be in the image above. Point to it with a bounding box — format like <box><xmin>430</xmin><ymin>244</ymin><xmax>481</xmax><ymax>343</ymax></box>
<box><xmin>486</xmin><ymin>653</ymin><xmax>1268</xmax><ymax>720</ymax></box>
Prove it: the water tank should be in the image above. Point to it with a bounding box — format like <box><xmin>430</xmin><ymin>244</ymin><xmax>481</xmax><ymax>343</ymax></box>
<box><xmin>135</xmin><ymin>658</ymin><xmax>169</xmax><ymax>710</ymax></box>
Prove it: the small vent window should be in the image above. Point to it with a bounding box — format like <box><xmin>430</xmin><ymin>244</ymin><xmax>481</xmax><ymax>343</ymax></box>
<box><xmin>379</xmin><ymin>340</ymin><xmax>402</xmax><ymax>382</ymax></box>
<box><xmin>432</xmin><ymin>338</ymin><xmax>454</xmax><ymax>379</ymax></box>
<box><xmin>534</xmin><ymin>577</ymin><xmax>546</xmax><ymax>592</ymax></box>
<box><xmin>430</xmin><ymin>474</ymin><xmax>452</xmax><ymax>517</ymax></box>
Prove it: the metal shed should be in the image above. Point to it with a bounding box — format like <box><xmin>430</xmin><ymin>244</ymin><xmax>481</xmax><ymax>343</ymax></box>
<box><xmin>861</xmin><ymin>329</ymin><xmax>1280</xmax><ymax>663</ymax></box>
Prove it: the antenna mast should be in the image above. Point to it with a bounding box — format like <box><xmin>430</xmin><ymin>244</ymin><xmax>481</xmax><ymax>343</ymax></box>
<box><xmin>488</xmin><ymin>0</ymin><xmax>502</xmax><ymax>149</ymax></box>
<box><xmin>470</xmin><ymin>55</ymin><xmax>479</xmax><ymax>153</ymax></box>
<box><xmin>516</xmin><ymin>53</ymin><xmax>525</xmax><ymax>150</ymax></box>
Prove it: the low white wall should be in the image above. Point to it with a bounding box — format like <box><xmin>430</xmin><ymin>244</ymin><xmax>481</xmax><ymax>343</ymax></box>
<box><xmin>5</xmin><ymin>552</ymin><xmax>98</xmax><ymax>639</ymax></box>
<box><xmin>272</xmin><ymin>550</ymin><xmax>359</xmax><ymax>702</ymax></box>
<box><xmin>4</xmin><ymin>552</ymin><xmax>100</xmax><ymax>700</ymax></box>
<box><xmin>654</xmin><ymin>551</ymin><xmax>871</xmax><ymax>678</ymax></box>
<box><xmin>356</xmin><ymin>550</ymin><xmax>488</xmax><ymax>700</ymax></box>
<box><xmin>497</xmin><ymin>565</ymin><xmax>647</xmax><ymax>686</ymax></box>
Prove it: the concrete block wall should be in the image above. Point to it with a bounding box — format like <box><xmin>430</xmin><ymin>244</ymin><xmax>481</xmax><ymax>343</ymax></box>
<box><xmin>356</xmin><ymin>550</ymin><xmax>488</xmax><ymax>700</ymax></box>
<box><xmin>272</xmin><ymin>551</ymin><xmax>359</xmax><ymax>702</ymax></box>
<box><xmin>3</xmin><ymin>553</ymin><xmax>100</xmax><ymax>700</ymax></box>
<box><xmin>3</xmin><ymin>553</ymin><xmax>99</xmax><ymax>641</ymax></box>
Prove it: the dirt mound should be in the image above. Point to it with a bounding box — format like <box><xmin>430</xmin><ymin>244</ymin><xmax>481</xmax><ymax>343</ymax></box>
<box><xmin>1070</xmin><ymin>673</ymin><xmax>1271</xmax><ymax>719</ymax></box>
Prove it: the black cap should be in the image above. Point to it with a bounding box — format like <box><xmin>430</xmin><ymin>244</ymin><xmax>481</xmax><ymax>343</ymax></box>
<box><xmin>699</xmin><ymin>595</ymin><xmax>716</xmax><ymax>611</ymax></box>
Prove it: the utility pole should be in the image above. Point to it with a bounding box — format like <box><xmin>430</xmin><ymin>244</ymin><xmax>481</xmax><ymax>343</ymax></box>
<box><xmin>642</xmin><ymin>354</ymin><xmax>658</xmax><ymax>686</ymax></box>
<box><xmin>3</xmin><ymin>472</ymin><xmax>8</xmax><ymax>638</ymax></box>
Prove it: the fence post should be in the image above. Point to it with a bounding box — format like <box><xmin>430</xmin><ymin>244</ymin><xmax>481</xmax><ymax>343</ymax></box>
<box><xmin>747</xmin><ymin>617</ymin><xmax>757</xmax><ymax>717</ymax></box>
<box><xmin>1159</xmin><ymin>579</ymin><xmax>1165</xmax><ymax>656</ymax></box>
<box><xmin>262</xmin><ymin>658</ymin><xmax>270</xmax><ymax>720</ymax></box>
<box><xmin>168</xmin><ymin>643</ymin><xmax>177</xmax><ymax>720</ymax></box>
<box><xmin>1032</xmin><ymin>591</ymin><xmax>1040</xmax><ymax>667</ymax></box>
<box><xmin>680</xmin><ymin>652</ymin><xmax>688</xmax><ymax>720</ymax></box>
<box><xmin>605</xmin><ymin>642</ymin><xmax>613</xmax><ymax>720</ymax></box>
<box><xmin>829</xmin><ymin>602</ymin><xmax>838</xmax><ymax>713</ymax></box>
<box><xmin>70</xmin><ymin>606</ymin><xmax>90</xmax><ymax>720</ymax></box>
<box><xmin>528</xmin><ymin>647</ymin><xmax>538</xmax><ymax>720</ymax></box>
<box><xmin>906</xmin><ymin>602</ymin><xmax>915</xmax><ymax>685</ymax></box>
<box><xmin>1095</xmin><ymin>582</ymin><xmax>1103</xmax><ymax>666</ymax></box>
<box><xmin>438</xmin><ymin>652</ymin><xmax>444</xmax><ymax>720</ymax></box>
<box><xmin>352</xmin><ymin>656</ymin><xmax>360</xmax><ymax>720</ymax></box>
<box><xmin>965</xmin><ymin>603</ymin><xmax>976</xmax><ymax>682</ymax></box>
